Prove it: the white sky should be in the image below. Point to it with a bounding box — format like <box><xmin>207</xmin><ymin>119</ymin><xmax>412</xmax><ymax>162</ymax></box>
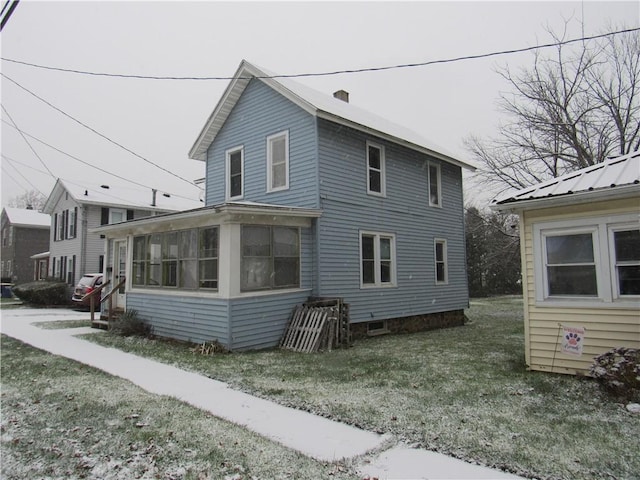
<box><xmin>1</xmin><ymin>1</ymin><xmax>638</xmax><ymax>208</ymax></box>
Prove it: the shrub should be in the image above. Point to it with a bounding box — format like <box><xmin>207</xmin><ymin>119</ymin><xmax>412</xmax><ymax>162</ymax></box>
<box><xmin>590</xmin><ymin>347</ymin><xmax>640</xmax><ymax>401</ymax></box>
<box><xmin>109</xmin><ymin>309</ymin><xmax>152</xmax><ymax>337</ymax></box>
<box><xmin>12</xmin><ymin>281</ymin><xmax>71</xmax><ymax>306</ymax></box>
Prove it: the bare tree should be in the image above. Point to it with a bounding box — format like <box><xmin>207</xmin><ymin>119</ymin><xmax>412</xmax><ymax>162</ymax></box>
<box><xmin>7</xmin><ymin>190</ymin><xmax>46</xmax><ymax>211</ymax></box>
<box><xmin>467</xmin><ymin>25</ymin><xmax>640</xmax><ymax>196</ymax></box>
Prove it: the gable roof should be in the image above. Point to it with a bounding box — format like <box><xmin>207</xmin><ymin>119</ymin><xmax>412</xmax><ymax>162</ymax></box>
<box><xmin>189</xmin><ymin>60</ymin><xmax>475</xmax><ymax>171</ymax></box>
<box><xmin>42</xmin><ymin>179</ymin><xmax>202</xmax><ymax>214</ymax></box>
<box><xmin>492</xmin><ymin>150</ymin><xmax>640</xmax><ymax>211</ymax></box>
<box><xmin>1</xmin><ymin>207</ymin><xmax>50</xmax><ymax>229</ymax></box>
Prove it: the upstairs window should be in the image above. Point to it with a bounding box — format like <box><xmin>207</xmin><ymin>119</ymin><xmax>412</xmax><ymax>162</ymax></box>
<box><xmin>428</xmin><ymin>163</ymin><xmax>441</xmax><ymax>207</ymax></box>
<box><xmin>267</xmin><ymin>131</ymin><xmax>289</xmax><ymax>192</ymax></box>
<box><xmin>360</xmin><ymin>231</ymin><xmax>396</xmax><ymax>287</ymax></box>
<box><xmin>67</xmin><ymin>208</ymin><xmax>77</xmax><ymax>239</ymax></box>
<box><xmin>435</xmin><ymin>239</ymin><xmax>448</xmax><ymax>284</ymax></box>
<box><xmin>367</xmin><ymin>142</ymin><xmax>385</xmax><ymax>196</ymax></box>
<box><xmin>226</xmin><ymin>146</ymin><xmax>244</xmax><ymax>200</ymax></box>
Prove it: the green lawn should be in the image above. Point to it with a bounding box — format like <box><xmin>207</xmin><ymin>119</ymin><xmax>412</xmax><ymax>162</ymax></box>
<box><xmin>80</xmin><ymin>296</ymin><xmax>640</xmax><ymax>479</ymax></box>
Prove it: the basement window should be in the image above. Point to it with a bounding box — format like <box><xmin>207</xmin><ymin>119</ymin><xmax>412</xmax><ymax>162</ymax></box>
<box><xmin>367</xmin><ymin>320</ymin><xmax>388</xmax><ymax>335</ymax></box>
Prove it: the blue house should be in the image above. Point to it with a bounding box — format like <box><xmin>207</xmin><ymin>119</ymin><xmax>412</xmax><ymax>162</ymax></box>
<box><xmin>96</xmin><ymin>60</ymin><xmax>475</xmax><ymax>350</ymax></box>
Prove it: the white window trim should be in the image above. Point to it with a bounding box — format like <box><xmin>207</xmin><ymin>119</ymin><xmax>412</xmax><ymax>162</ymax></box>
<box><xmin>68</xmin><ymin>209</ymin><xmax>76</xmax><ymax>239</ymax></box>
<box><xmin>608</xmin><ymin>223</ymin><xmax>640</xmax><ymax>300</ymax></box>
<box><xmin>266</xmin><ymin>130</ymin><xmax>289</xmax><ymax>193</ymax></box>
<box><xmin>359</xmin><ymin>230</ymin><xmax>397</xmax><ymax>288</ymax></box>
<box><xmin>434</xmin><ymin>238</ymin><xmax>448</xmax><ymax>285</ymax></box>
<box><xmin>225</xmin><ymin>146</ymin><xmax>244</xmax><ymax>200</ymax></box>
<box><xmin>533</xmin><ymin>213</ymin><xmax>639</xmax><ymax>308</ymax></box>
<box><xmin>109</xmin><ymin>208</ymin><xmax>126</xmax><ymax>224</ymax></box>
<box><xmin>428</xmin><ymin>162</ymin><xmax>442</xmax><ymax>207</ymax></box>
<box><xmin>366</xmin><ymin>141</ymin><xmax>386</xmax><ymax>197</ymax></box>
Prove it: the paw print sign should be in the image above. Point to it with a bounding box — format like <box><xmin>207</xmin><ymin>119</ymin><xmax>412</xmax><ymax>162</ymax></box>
<box><xmin>561</xmin><ymin>326</ymin><xmax>585</xmax><ymax>356</ymax></box>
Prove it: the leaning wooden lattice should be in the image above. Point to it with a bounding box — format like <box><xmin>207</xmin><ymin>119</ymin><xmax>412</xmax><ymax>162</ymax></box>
<box><xmin>280</xmin><ymin>305</ymin><xmax>338</xmax><ymax>353</ymax></box>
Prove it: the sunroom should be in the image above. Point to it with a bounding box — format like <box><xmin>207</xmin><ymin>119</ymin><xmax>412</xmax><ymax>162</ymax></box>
<box><xmin>93</xmin><ymin>202</ymin><xmax>322</xmax><ymax>350</ymax></box>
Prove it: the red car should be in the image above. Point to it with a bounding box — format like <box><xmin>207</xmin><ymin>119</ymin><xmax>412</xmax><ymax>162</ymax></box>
<box><xmin>71</xmin><ymin>273</ymin><xmax>104</xmax><ymax>308</ymax></box>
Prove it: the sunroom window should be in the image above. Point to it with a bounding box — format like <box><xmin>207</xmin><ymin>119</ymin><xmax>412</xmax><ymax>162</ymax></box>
<box><xmin>241</xmin><ymin>225</ymin><xmax>300</xmax><ymax>292</ymax></box>
<box><xmin>612</xmin><ymin>228</ymin><xmax>640</xmax><ymax>296</ymax></box>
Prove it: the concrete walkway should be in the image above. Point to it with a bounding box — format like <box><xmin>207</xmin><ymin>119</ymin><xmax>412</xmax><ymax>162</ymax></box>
<box><xmin>1</xmin><ymin>308</ymin><xmax>523</xmax><ymax>479</ymax></box>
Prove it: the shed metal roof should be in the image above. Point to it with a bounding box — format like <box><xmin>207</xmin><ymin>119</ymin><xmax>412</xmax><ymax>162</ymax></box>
<box><xmin>492</xmin><ymin>150</ymin><xmax>640</xmax><ymax>210</ymax></box>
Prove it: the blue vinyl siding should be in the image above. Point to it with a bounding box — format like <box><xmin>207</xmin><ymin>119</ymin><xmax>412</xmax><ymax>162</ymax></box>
<box><xmin>316</xmin><ymin>119</ymin><xmax>468</xmax><ymax>323</ymax></box>
<box><xmin>127</xmin><ymin>293</ymin><xmax>229</xmax><ymax>345</ymax></box>
<box><xmin>206</xmin><ymin>79</ymin><xmax>319</xmax><ymax>208</ymax></box>
<box><xmin>229</xmin><ymin>290</ymin><xmax>312</xmax><ymax>350</ymax></box>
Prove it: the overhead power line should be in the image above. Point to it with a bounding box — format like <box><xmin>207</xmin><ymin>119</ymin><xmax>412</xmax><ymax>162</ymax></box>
<box><xmin>0</xmin><ymin>0</ymin><xmax>19</xmax><ymax>32</ymax></box>
<box><xmin>1</xmin><ymin>27</ymin><xmax>638</xmax><ymax>80</ymax></box>
<box><xmin>1</xmin><ymin>73</ymin><xmax>201</xmax><ymax>189</ymax></box>
<box><xmin>1</xmin><ymin>121</ymin><xmax>202</xmax><ymax>203</ymax></box>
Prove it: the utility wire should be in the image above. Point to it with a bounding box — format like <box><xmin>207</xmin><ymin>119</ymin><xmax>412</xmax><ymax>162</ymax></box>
<box><xmin>1</xmin><ymin>155</ymin><xmax>47</xmax><ymax>197</ymax></box>
<box><xmin>1</xmin><ymin>103</ymin><xmax>56</xmax><ymax>178</ymax></box>
<box><xmin>1</xmin><ymin>121</ymin><xmax>202</xmax><ymax>203</ymax></box>
<box><xmin>1</xmin><ymin>27</ymin><xmax>638</xmax><ymax>80</ymax></box>
<box><xmin>0</xmin><ymin>0</ymin><xmax>19</xmax><ymax>32</ymax></box>
<box><xmin>1</xmin><ymin>73</ymin><xmax>201</xmax><ymax>189</ymax></box>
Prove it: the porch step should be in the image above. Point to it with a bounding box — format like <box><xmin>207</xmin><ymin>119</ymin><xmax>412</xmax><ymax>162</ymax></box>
<box><xmin>91</xmin><ymin>319</ymin><xmax>110</xmax><ymax>330</ymax></box>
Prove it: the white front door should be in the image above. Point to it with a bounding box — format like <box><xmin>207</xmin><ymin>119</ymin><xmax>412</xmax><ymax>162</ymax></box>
<box><xmin>113</xmin><ymin>239</ymin><xmax>127</xmax><ymax>310</ymax></box>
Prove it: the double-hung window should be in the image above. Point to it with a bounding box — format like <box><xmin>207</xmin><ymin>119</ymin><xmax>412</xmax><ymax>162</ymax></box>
<box><xmin>360</xmin><ymin>231</ymin><xmax>396</xmax><ymax>287</ymax></box>
<box><xmin>534</xmin><ymin>214</ymin><xmax>639</xmax><ymax>304</ymax></box>
<box><xmin>610</xmin><ymin>226</ymin><xmax>640</xmax><ymax>297</ymax></box>
<box><xmin>434</xmin><ymin>239</ymin><xmax>448</xmax><ymax>284</ymax></box>
<box><xmin>241</xmin><ymin>225</ymin><xmax>300</xmax><ymax>291</ymax></box>
<box><xmin>267</xmin><ymin>131</ymin><xmax>289</xmax><ymax>192</ymax></box>
<box><xmin>226</xmin><ymin>146</ymin><xmax>244</xmax><ymax>200</ymax></box>
<box><xmin>428</xmin><ymin>163</ymin><xmax>441</xmax><ymax>207</ymax></box>
<box><xmin>366</xmin><ymin>142</ymin><xmax>385</xmax><ymax>196</ymax></box>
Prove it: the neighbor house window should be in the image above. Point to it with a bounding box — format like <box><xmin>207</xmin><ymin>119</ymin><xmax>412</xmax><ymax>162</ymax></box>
<box><xmin>610</xmin><ymin>227</ymin><xmax>640</xmax><ymax>297</ymax></box>
<box><xmin>435</xmin><ymin>239</ymin><xmax>448</xmax><ymax>284</ymax></box>
<box><xmin>226</xmin><ymin>146</ymin><xmax>244</xmax><ymax>200</ymax></box>
<box><xmin>241</xmin><ymin>225</ymin><xmax>300</xmax><ymax>291</ymax></box>
<box><xmin>132</xmin><ymin>227</ymin><xmax>219</xmax><ymax>290</ymax></box>
<box><xmin>360</xmin><ymin>231</ymin><xmax>396</xmax><ymax>287</ymax></box>
<box><xmin>367</xmin><ymin>142</ymin><xmax>385</xmax><ymax>196</ymax></box>
<box><xmin>543</xmin><ymin>230</ymin><xmax>598</xmax><ymax>296</ymax></box>
<box><xmin>267</xmin><ymin>130</ymin><xmax>289</xmax><ymax>192</ymax></box>
<box><xmin>428</xmin><ymin>163</ymin><xmax>441</xmax><ymax>207</ymax></box>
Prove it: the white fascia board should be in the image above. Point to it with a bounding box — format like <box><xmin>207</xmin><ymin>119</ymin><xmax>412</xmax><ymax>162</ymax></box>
<box><xmin>491</xmin><ymin>184</ymin><xmax>640</xmax><ymax>213</ymax></box>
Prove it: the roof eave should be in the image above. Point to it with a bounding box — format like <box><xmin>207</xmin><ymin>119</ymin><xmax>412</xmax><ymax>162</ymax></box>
<box><xmin>491</xmin><ymin>184</ymin><xmax>640</xmax><ymax>212</ymax></box>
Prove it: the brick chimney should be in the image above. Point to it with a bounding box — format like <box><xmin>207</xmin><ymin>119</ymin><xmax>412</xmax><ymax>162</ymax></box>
<box><xmin>333</xmin><ymin>90</ymin><xmax>349</xmax><ymax>103</ymax></box>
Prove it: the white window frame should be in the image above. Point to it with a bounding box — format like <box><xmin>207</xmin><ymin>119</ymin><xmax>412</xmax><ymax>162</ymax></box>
<box><xmin>226</xmin><ymin>146</ymin><xmax>244</xmax><ymax>200</ymax></box>
<box><xmin>428</xmin><ymin>162</ymin><xmax>442</xmax><ymax>207</ymax></box>
<box><xmin>533</xmin><ymin>213</ymin><xmax>639</xmax><ymax>307</ymax></box>
<box><xmin>608</xmin><ymin>223</ymin><xmax>640</xmax><ymax>300</ymax></box>
<box><xmin>266</xmin><ymin>130</ymin><xmax>289</xmax><ymax>192</ymax></box>
<box><xmin>359</xmin><ymin>230</ymin><xmax>396</xmax><ymax>288</ymax></box>
<box><xmin>434</xmin><ymin>238</ymin><xmax>448</xmax><ymax>285</ymax></box>
<box><xmin>366</xmin><ymin>142</ymin><xmax>386</xmax><ymax>197</ymax></box>
<box><xmin>109</xmin><ymin>208</ymin><xmax>126</xmax><ymax>224</ymax></box>
<box><xmin>67</xmin><ymin>209</ymin><xmax>76</xmax><ymax>239</ymax></box>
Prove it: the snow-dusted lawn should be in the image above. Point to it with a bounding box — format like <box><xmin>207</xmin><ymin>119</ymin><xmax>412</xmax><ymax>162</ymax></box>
<box><xmin>0</xmin><ymin>335</ymin><xmax>356</xmax><ymax>479</ymax></box>
<box><xmin>81</xmin><ymin>296</ymin><xmax>639</xmax><ymax>479</ymax></box>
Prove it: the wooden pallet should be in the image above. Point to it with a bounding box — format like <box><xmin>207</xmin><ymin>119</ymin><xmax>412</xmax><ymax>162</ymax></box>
<box><xmin>280</xmin><ymin>299</ymin><xmax>349</xmax><ymax>353</ymax></box>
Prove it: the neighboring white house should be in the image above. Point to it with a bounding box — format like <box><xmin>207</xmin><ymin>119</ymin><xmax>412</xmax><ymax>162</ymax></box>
<box><xmin>42</xmin><ymin>179</ymin><xmax>202</xmax><ymax>289</ymax></box>
<box><xmin>492</xmin><ymin>151</ymin><xmax>640</xmax><ymax>375</ymax></box>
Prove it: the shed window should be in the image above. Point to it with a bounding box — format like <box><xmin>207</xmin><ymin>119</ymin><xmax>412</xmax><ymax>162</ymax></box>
<box><xmin>544</xmin><ymin>232</ymin><xmax>597</xmax><ymax>296</ymax></box>
<box><xmin>611</xmin><ymin>228</ymin><xmax>640</xmax><ymax>296</ymax></box>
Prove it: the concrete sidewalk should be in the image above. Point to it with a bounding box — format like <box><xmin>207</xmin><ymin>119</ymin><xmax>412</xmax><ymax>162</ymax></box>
<box><xmin>1</xmin><ymin>308</ymin><xmax>523</xmax><ymax>479</ymax></box>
